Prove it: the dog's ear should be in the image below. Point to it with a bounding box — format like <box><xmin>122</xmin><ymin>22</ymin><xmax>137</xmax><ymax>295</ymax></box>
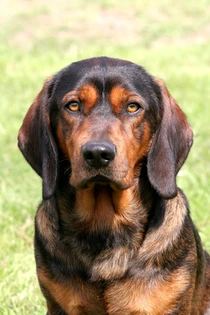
<box><xmin>147</xmin><ymin>78</ymin><xmax>193</xmax><ymax>199</ymax></box>
<box><xmin>18</xmin><ymin>77</ymin><xmax>57</xmax><ymax>200</ymax></box>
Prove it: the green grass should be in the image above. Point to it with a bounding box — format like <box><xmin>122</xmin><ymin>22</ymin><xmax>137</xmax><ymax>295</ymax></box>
<box><xmin>0</xmin><ymin>1</ymin><xmax>210</xmax><ymax>313</ymax></box>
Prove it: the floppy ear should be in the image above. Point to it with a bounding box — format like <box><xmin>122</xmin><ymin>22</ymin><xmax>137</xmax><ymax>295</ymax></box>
<box><xmin>147</xmin><ymin>78</ymin><xmax>193</xmax><ymax>199</ymax></box>
<box><xmin>18</xmin><ymin>77</ymin><xmax>57</xmax><ymax>200</ymax></box>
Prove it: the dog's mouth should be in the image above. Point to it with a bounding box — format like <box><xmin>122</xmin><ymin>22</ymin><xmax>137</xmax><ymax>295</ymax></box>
<box><xmin>77</xmin><ymin>175</ymin><xmax>125</xmax><ymax>190</ymax></box>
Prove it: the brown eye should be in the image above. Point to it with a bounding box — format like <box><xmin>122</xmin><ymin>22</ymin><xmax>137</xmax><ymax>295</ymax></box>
<box><xmin>66</xmin><ymin>102</ymin><xmax>80</xmax><ymax>112</ymax></box>
<box><xmin>126</xmin><ymin>103</ymin><xmax>141</xmax><ymax>113</ymax></box>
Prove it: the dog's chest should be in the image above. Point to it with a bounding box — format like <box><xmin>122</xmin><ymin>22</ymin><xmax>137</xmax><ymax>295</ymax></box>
<box><xmin>39</xmin><ymin>267</ymin><xmax>189</xmax><ymax>315</ymax></box>
<box><xmin>88</xmin><ymin>245</ymin><xmax>134</xmax><ymax>282</ymax></box>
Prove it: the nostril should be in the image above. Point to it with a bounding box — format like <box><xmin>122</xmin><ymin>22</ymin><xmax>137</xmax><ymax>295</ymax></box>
<box><xmin>101</xmin><ymin>150</ymin><xmax>115</xmax><ymax>162</ymax></box>
<box><xmin>101</xmin><ymin>152</ymin><xmax>108</xmax><ymax>160</ymax></box>
<box><xmin>82</xmin><ymin>141</ymin><xmax>116</xmax><ymax>169</ymax></box>
<box><xmin>84</xmin><ymin>151</ymin><xmax>94</xmax><ymax>161</ymax></box>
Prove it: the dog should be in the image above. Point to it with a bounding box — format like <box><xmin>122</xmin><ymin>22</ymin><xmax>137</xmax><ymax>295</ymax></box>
<box><xmin>18</xmin><ymin>57</ymin><xmax>210</xmax><ymax>314</ymax></box>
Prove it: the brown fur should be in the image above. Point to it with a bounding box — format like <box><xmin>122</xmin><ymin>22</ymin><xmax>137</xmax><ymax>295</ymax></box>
<box><xmin>18</xmin><ymin>57</ymin><xmax>210</xmax><ymax>314</ymax></box>
<box><xmin>109</xmin><ymin>86</ymin><xmax>145</xmax><ymax>114</ymax></box>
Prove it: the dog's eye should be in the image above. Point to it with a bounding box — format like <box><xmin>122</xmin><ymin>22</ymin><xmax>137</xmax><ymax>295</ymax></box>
<box><xmin>126</xmin><ymin>103</ymin><xmax>141</xmax><ymax>113</ymax></box>
<box><xmin>66</xmin><ymin>101</ymin><xmax>80</xmax><ymax>112</ymax></box>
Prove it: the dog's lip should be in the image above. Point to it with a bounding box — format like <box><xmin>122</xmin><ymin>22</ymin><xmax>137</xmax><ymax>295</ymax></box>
<box><xmin>77</xmin><ymin>175</ymin><xmax>126</xmax><ymax>190</ymax></box>
<box><xmin>78</xmin><ymin>175</ymin><xmax>111</xmax><ymax>189</ymax></box>
<box><xmin>89</xmin><ymin>175</ymin><xmax>110</xmax><ymax>184</ymax></box>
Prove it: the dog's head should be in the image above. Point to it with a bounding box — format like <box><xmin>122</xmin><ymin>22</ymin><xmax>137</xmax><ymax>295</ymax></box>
<box><xmin>18</xmin><ymin>57</ymin><xmax>193</xmax><ymax>200</ymax></box>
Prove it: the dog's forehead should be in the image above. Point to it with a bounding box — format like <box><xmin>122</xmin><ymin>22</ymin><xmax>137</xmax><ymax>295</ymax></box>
<box><xmin>54</xmin><ymin>57</ymin><xmax>155</xmax><ymax>99</ymax></box>
<box><xmin>64</xmin><ymin>56</ymin><xmax>138</xmax><ymax>75</ymax></box>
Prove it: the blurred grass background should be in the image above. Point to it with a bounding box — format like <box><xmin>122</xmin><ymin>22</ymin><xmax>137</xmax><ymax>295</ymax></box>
<box><xmin>0</xmin><ymin>0</ymin><xmax>210</xmax><ymax>313</ymax></box>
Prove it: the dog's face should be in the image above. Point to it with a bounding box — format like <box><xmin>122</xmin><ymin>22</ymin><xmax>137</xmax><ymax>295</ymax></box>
<box><xmin>18</xmin><ymin>57</ymin><xmax>193</xmax><ymax>200</ymax></box>
<box><xmin>51</xmin><ymin>58</ymin><xmax>160</xmax><ymax>191</ymax></box>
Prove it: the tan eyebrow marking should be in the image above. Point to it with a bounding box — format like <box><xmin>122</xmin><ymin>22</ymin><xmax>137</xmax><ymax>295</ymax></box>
<box><xmin>62</xmin><ymin>85</ymin><xmax>99</xmax><ymax>114</ymax></box>
<box><xmin>109</xmin><ymin>86</ymin><xmax>144</xmax><ymax>113</ymax></box>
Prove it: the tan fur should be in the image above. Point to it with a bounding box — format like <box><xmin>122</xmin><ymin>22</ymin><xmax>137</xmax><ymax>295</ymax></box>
<box><xmin>109</xmin><ymin>86</ymin><xmax>144</xmax><ymax>114</ymax></box>
<box><xmin>62</xmin><ymin>85</ymin><xmax>98</xmax><ymax>114</ymax></box>
<box><xmin>105</xmin><ymin>267</ymin><xmax>191</xmax><ymax>314</ymax></box>
<box><xmin>36</xmin><ymin>201</ymin><xmax>58</xmax><ymax>254</ymax></box>
<box><xmin>139</xmin><ymin>191</ymin><xmax>188</xmax><ymax>260</ymax></box>
<box><xmin>38</xmin><ymin>269</ymin><xmax>105</xmax><ymax>314</ymax></box>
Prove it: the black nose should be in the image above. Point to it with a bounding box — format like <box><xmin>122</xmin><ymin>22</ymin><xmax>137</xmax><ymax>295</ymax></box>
<box><xmin>82</xmin><ymin>141</ymin><xmax>116</xmax><ymax>169</ymax></box>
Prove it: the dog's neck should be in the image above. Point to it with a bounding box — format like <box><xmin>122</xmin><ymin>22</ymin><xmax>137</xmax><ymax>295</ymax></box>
<box><xmin>74</xmin><ymin>183</ymin><xmax>147</xmax><ymax>232</ymax></box>
<box><xmin>56</xmin><ymin>174</ymin><xmax>157</xmax><ymax>250</ymax></box>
